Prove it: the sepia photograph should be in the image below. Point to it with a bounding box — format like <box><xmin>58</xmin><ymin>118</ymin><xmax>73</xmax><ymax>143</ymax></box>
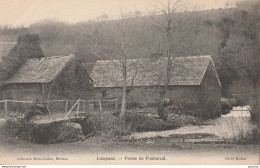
<box><xmin>0</xmin><ymin>0</ymin><xmax>259</xmax><ymax>165</ymax></box>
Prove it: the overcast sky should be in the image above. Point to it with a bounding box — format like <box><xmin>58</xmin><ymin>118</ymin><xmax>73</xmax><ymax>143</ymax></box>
<box><xmin>0</xmin><ymin>0</ymin><xmax>241</xmax><ymax>27</ymax></box>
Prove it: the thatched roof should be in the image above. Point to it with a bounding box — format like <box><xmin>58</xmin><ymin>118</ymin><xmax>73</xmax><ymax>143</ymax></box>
<box><xmin>90</xmin><ymin>55</ymin><xmax>221</xmax><ymax>87</ymax></box>
<box><xmin>0</xmin><ymin>42</ymin><xmax>16</xmax><ymax>62</ymax></box>
<box><xmin>5</xmin><ymin>54</ymin><xmax>75</xmax><ymax>84</ymax></box>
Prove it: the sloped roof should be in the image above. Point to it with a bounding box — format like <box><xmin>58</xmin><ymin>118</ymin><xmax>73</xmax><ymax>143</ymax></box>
<box><xmin>5</xmin><ymin>54</ymin><xmax>75</xmax><ymax>84</ymax></box>
<box><xmin>90</xmin><ymin>55</ymin><xmax>220</xmax><ymax>87</ymax></box>
<box><xmin>0</xmin><ymin>42</ymin><xmax>16</xmax><ymax>62</ymax></box>
<box><xmin>84</xmin><ymin>61</ymin><xmax>96</xmax><ymax>74</ymax></box>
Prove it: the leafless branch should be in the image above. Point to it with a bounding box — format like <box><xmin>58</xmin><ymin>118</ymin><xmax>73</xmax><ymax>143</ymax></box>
<box><xmin>87</xmin><ymin>30</ymin><xmax>125</xmax><ymax>73</ymax></box>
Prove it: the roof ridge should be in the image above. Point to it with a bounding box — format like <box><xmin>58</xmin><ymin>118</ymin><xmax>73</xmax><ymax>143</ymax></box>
<box><xmin>95</xmin><ymin>55</ymin><xmax>212</xmax><ymax>63</ymax></box>
<box><xmin>175</xmin><ymin>55</ymin><xmax>211</xmax><ymax>59</ymax></box>
<box><xmin>28</xmin><ymin>54</ymin><xmax>75</xmax><ymax>60</ymax></box>
<box><xmin>96</xmin><ymin>58</ymin><xmax>140</xmax><ymax>62</ymax></box>
<box><xmin>0</xmin><ymin>42</ymin><xmax>16</xmax><ymax>44</ymax></box>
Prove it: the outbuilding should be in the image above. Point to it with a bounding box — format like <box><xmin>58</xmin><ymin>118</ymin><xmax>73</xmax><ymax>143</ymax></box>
<box><xmin>89</xmin><ymin>55</ymin><xmax>222</xmax><ymax>118</ymax></box>
<box><xmin>1</xmin><ymin>54</ymin><xmax>93</xmax><ymax>101</ymax></box>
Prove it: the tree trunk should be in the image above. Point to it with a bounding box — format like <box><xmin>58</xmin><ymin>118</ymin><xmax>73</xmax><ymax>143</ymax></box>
<box><xmin>158</xmin><ymin>88</ymin><xmax>168</xmax><ymax>120</ymax></box>
<box><xmin>120</xmin><ymin>84</ymin><xmax>127</xmax><ymax>121</ymax></box>
<box><xmin>250</xmin><ymin>82</ymin><xmax>259</xmax><ymax>122</ymax></box>
<box><xmin>158</xmin><ymin>30</ymin><xmax>171</xmax><ymax>120</ymax></box>
<box><xmin>120</xmin><ymin>65</ymin><xmax>127</xmax><ymax>122</ymax></box>
<box><xmin>157</xmin><ymin>59</ymin><xmax>170</xmax><ymax>120</ymax></box>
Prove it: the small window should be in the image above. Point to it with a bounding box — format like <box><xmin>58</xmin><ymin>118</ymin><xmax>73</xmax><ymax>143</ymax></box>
<box><xmin>102</xmin><ymin>90</ymin><xmax>106</xmax><ymax>97</ymax></box>
<box><xmin>126</xmin><ymin>89</ymin><xmax>130</xmax><ymax>95</ymax></box>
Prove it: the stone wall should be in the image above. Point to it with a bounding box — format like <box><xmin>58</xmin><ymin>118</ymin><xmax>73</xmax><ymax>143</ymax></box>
<box><xmin>199</xmin><ymin>61</ymin><xmax>221</xmax><ymax>117</ymax></box>
<box><xmin>93</xmin><ymin>85</ymin><xmax>200</xmax><ymax>107</ymax></box>
<box><xmin>53</xmin><ymin>59</ymin><xmax>93</xmax><ymax>100</ymax></box>
<box><xmin>2</xmin><ymin>84</ymin><xmax>42</xmax><ymax>101</ymax></box>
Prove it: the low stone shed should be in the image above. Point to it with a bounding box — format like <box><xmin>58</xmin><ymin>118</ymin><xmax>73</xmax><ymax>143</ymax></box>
<box><xmin>1</xmin><ymin>54</ymin><xmax>93</xmax><ymax>101</ymax></box>
<box><xmin>89</xmin><ymin>55</ymin><xmax>222</xmax><ymax>117</ymax></box>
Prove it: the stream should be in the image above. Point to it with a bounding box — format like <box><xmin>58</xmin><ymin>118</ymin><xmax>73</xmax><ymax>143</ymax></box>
<box><xmin>128</xmin><ymin>106</ymin><xmax>255</xmax><ymax>143</ymax></box>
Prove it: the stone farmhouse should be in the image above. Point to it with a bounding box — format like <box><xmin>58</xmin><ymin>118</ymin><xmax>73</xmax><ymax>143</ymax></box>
<box><xmin>89</xmin><ymin>55</ymin><xmax>222</xmax><ymax>117</ymax></box>
<box><xmin>1</xmin><ymin>54</ymin><xmax>93</xmax><ymax>101</ymax></box>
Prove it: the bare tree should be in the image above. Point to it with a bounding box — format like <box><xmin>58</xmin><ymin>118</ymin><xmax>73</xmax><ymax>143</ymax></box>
<box><xmin>88</xmin><ymin>13</ymin><xmax>142</xmax><ymax>121</ymax></box>
<box><xmin>148</xmin><ymin>0</ymin><xmax>190</xmax><ymax>120</ymax></box>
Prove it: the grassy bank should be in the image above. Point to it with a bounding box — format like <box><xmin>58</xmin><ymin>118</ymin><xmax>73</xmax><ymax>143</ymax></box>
<box><xmin>1</xmin><ymin>109</ymin><xmax>200</xmax><ymax>144</ymax></box>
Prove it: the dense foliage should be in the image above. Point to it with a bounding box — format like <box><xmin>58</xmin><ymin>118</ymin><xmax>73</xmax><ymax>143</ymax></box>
<box><xmin>216</xmin><ymin>0</ymin><xmax>259</xmax><ymax>121</ymax></box>
<box><xmin>0</xmin><ymin>33</ymin><xmax>44</xmax><ymax>82</ymax></box>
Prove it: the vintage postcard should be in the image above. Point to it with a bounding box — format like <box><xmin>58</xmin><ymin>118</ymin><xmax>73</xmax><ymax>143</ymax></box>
<box><xmin>0</xmin><ymin>0</ymin><xmax>259</xmax><ymax>165</ymax></box>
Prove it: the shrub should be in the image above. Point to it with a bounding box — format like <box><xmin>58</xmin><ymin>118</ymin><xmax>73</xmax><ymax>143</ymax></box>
<box><xmin>221</xmin><ymin>103</ymin><xmax>232</xmax><ymax>115</ymax></box>
<box><xmin>24</xmin><ymin>103</ymin><xmax>49</xmax><ymax>121</ymax></box>
<box><xmin>167</xmin><ymin>103</ymin><xmax>202</xmax><ymax>117</ymax></box>
<box><xmin>126</xmin><ymin>102</ymin><xmax>144</xmax><ymax>109</ymax></box>
<box><xmin>78</xmin><ymin>112</ymin><xmax>181</xmax><ymax>138</ymax></box>
<box><xmin>30</xmin><ymin>122</ymin><xmax>85</xmax><ymax>144</ymax></box>
<box><xmin>78</xmin><ymin>113</ymin><xmax>132</xmax><ymax>138</ymax></box>
<box><xmin>221</xmin><ymin>115</ymin><xmax>259</xmax><ymax>144</ymax></box>
<box><xmin>3</xmin><ymin>117</ymin><xmax>34</xmax><ymax>141</ymax></box>
<box><xmin>230</xmin><ymin>125</ymin><xmax>259</xmax><ymax>144</ymax></box>
<box><xmin>248</xmin><ymin>97</ymin><xmax>259</xmax><ymax>123</ymax></box>
<box><xmin>166</xmin><ymin>103</ymin><xmax>221</xmax><ymax>120</ymax></box>
<box><xmin>125</xmin><ymin>112</ymin><xmax>179</xmax><ymax>132</ymax></box>
<box><xmin>3</xmin><ymin>118</ymin><xmax>85</xmax><ymax>144</ymax></box>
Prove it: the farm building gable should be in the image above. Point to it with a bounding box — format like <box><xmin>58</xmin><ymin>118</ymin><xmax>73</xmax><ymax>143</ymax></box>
<box><xmin>89</xmin><ymin>55</ymin><xmax>221</xmax><ymax>88</ymax></box>
<box><xmin>5</xmin><ymin>54</ymin><xmax>76</xmax><ymax>84</ymax></box>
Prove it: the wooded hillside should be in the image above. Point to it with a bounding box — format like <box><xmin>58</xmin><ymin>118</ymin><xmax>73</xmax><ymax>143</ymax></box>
<box><xmin>0</xmin><ymin>8</ymin><xmax>235</xmax><ymax>62</ymax></box>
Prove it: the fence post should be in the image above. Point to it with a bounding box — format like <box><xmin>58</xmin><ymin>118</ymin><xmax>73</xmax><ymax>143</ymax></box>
<box><xmin>4</xmin><ymin>100</ymin><xmax>7</xmax><ymax>119</ymax></box>
<box><xmin>63</xmin><ymin>99</ymin><xmax>80</xmax><ymax>119</ymax></box>
<box><xmin>65</xmin><ymin>100</ymin><xmax>68</xmax><ymax>113</ymax></box>
<box><xmin>115</xmin><ymin>99</ymin><xmax>119</xmax><ymax>110</ymax></box>
<box><xmin>83</xmin><ymin>100</ymin><xmax>86</xmax><ymax>112</ymax></box>
<box><xmin>77</xmin><ymin>101</ymin><xmax>80</xmax><ymax>117</ymax></box>
<box><xmin>99</xmin><ymin>99</ymin><xmax>103</xmax><ymax>112</ymax></box>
